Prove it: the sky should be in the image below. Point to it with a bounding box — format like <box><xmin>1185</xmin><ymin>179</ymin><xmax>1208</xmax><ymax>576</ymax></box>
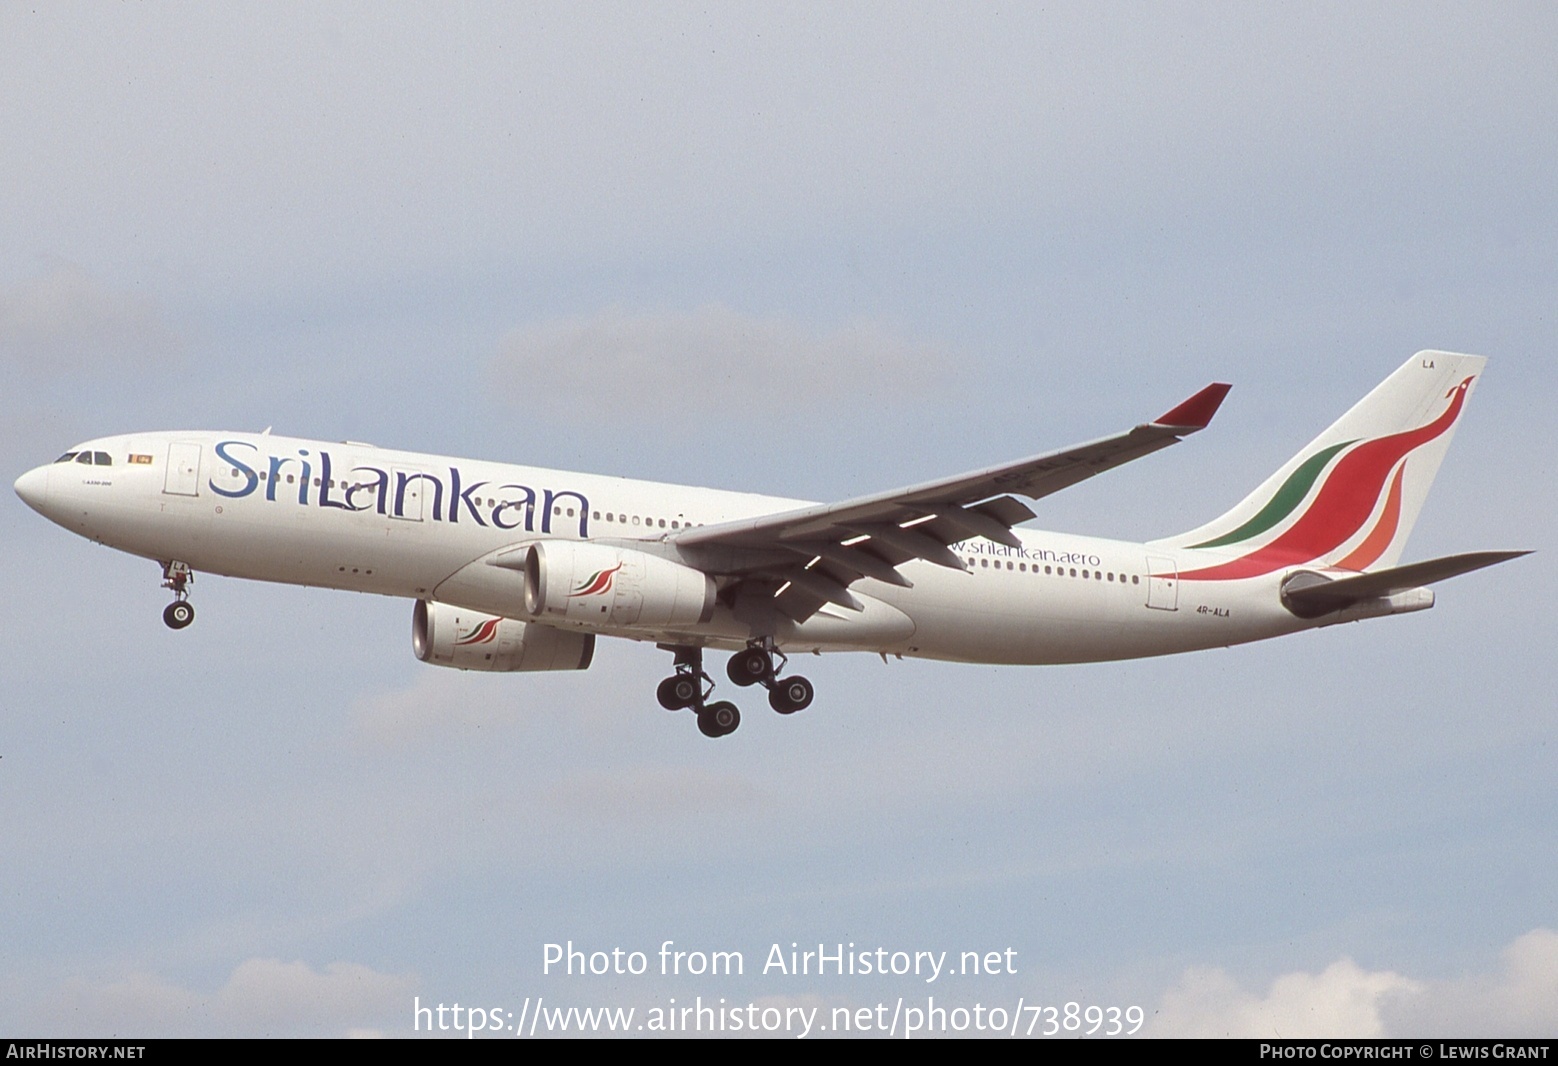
<box><xmin>1</xmin><ymin>2</ymin><xmax>1555</xmax><ymax>1039</ymax></box>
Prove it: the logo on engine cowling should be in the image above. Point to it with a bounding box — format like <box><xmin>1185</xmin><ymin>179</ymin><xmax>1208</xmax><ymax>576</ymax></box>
<box><xmin>454</xmin><ymin>618</ymin><xmax>501</xmax><ymax>645</ymax></box>
<box><xmin>569</xmin><ymin>564</ymin><xmax>622</xmax><ymax>597</ymax></box>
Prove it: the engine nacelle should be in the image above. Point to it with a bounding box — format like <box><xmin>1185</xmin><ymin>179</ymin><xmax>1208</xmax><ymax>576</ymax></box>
<box><xmin>412</xmin><ymin>600</ymin><xmax>594</xmax><ymax>672</ymax></box>
<box><xmin>523</xmin><ymin>541</ymin><xmax>716</xmax><ymax>629</ymax></box>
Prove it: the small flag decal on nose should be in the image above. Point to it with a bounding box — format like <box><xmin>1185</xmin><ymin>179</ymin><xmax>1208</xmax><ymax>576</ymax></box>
<box><xmin>129</xmin><ymin>454</ymin><xmax>153</xmax><ymax>465</ymax></box>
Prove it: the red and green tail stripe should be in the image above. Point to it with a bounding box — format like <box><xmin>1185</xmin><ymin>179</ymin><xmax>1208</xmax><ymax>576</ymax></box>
<box><xmin>1179</xmin><ymin>376</ymin><xmax>1473</xmax><ymax>580</ymax></box>
<box><xmin>1189</xmin><ymin>440</ymin><xmax>1354</xmax><ymax>549</ymax></box>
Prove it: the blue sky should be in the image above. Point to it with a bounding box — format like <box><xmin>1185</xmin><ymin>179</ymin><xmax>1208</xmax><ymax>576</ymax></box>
<box><xmin>2</xmin><ymin>3</ymin><xmax>1554</xmax><ymax>1037</ymax></box>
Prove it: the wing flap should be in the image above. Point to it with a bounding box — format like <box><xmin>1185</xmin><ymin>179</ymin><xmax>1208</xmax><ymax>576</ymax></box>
<box><xmin>973</xmin><ymin>494</ymin><xmax>1040</xmax><ymax>527</ymax></box>
<box><xmin>790</xmin><ymin>541</ymin><xmax>915</xmax><ymax>588</ymax></box>
<box><xmin>786</xmin><ymin>569</ymin><xmax>865</xmax><ymax>612</ymax></box>
<box><xmin>773</xmin><ymin>581</ymin><xmax>829</xmax><ymax>623</ymax></box>
<box><xmin>845</xmin><ymin>523</ymin><xmax>969</xmax><ymax>571</ymax></box>
<box><xmin>930</xmin><ymin>502</ymin><xmax>1027</xmax><ymax>548</ymax></box>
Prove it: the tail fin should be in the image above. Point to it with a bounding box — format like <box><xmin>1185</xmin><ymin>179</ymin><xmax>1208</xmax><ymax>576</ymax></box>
<box><xmin>1154</xmin><ymin>351</ymin><xmax>1486</xmax><ymax>577</ymax></box>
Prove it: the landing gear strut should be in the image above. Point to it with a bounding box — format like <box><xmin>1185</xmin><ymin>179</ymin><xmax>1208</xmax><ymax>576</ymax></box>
<box><xmin>727</xmin><ymin>639</ymin><xmax>814</xmax><ymax>715</ymax></box>
<box><xmin>656</xmin><ymin>646</ymin><xmax>740</xmax><ymax>739</ymax></box>
<box><xmin>160</xmin><ymin>561</ymin><xmax>195</xmax><ymax>630</ymax></box>
<box><xmin>656</xmin><ymin>640</ymin><xmax>815</xmax><ymax>738</ymax></box>
<box><xmin>656</xmin><ymin>646</ymin><xmax>709</xmax><ymax>711</ymax></box>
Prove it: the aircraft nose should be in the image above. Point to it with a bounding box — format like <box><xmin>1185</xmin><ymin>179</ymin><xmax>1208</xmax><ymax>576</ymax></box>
<box><xmin>14</xmin><ymin>465</ymin><xmax>50</xmax><ymax>513</ymax></box>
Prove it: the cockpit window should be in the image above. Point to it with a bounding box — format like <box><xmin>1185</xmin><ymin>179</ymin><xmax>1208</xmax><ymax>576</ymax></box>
<box><xmin>58</xmin><ymin>450</ymin><xmax>113</xmax><ymax>465</ymax></box>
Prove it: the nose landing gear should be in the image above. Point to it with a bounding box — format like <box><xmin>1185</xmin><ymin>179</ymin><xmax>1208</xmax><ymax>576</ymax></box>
<box><xmin>160</xmin><ymin>561</ymin><xmax>195</xmax><ymax>630</ymax></box>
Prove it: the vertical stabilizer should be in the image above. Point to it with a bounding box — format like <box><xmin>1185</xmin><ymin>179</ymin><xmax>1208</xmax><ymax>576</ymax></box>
<box><xmin>1153</xmin><ymin>351</ymin><xmax>1485</xmax><ymax>577</ymax></box>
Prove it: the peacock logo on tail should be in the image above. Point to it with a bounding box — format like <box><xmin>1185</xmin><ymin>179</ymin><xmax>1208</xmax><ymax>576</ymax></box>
<box><xmin>1178</xmin><ymin>376</ymin><xmax>1474</xmax><ymax>581</ymax></box>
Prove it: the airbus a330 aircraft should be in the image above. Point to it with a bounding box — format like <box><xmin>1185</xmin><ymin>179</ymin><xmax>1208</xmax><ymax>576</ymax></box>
<box><xmin>14</xmin><ymin>351</ymin><xmax>1526</xmax><ymax>738</ymax></box>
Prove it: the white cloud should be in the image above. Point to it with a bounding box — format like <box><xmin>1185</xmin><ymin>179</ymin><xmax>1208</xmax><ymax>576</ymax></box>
<box><xmin>23</xmin><ymin>957</ymin><xmax>416</xmax><ymax>1038</ymax></box>
<box><xmin>1155</xmin><ymin>929</ymin><xmax>1558</xmax><ymax>1038</ymax></box>
<box><xmin>1155</xmin><ymin>958</ymin><xmax>1420</xmax><ymax>1038</ymax></box>
<box><xmin>490</xmin><ymin>305</ymin><xmax>949</xmax><ymax>419</ymax></box>
<box><xmin>0</xmin><ymin>263</ymin><xmax>180</xmax><ymax>374</ymax></box>
<box><xmin>1384</xmin><ymin>929</ymin><xmax>1558</xmax><ymax>1037</ymax></box>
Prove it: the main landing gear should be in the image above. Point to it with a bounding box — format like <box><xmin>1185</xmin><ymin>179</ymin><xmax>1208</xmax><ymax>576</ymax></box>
<box><xmin>656</xmin><ymin>641</ymin><xmax>814</xmax><ymax>738</ymax></box>
<box><xmin>160</xmin><ymin>560</ymin><xmax>195</xmax><ymax>630</ymax></box>
<box><xmin>727</xmin><ymin>641</ymin><xmax>814</xmax><ymax>715</ymax></box>
<box><xmin>655</xmin><ymin>646</ymin><xmax>739</xmax><ymax>738</ymax></box>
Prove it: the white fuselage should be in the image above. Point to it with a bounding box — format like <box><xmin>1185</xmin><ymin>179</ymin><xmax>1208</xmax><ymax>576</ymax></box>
<box><xmin>17</xmin><ymin>430</ymin><xmax>1327</xmax><ymax>664</ymax></box>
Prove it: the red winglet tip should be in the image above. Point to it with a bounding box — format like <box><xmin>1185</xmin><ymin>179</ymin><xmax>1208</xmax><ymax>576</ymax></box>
<box><xmin>1155</xmin><ymin>382</ymin><xmax>1232</xmax><ymax>429</ymax></box>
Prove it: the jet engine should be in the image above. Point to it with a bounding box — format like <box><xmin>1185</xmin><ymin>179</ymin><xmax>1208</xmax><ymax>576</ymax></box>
<box><xmin>523</xmin><ymin>541</ymin><xmax>715</xmax><ymax>629</ymax></box>
<box><xmin>412</xmin><ymin>600</ymin><xmax>594</xmax><ymax>671</ymax></box>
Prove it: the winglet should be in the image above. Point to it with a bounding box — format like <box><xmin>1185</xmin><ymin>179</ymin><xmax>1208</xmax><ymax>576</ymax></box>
<box><xmin>1154</xmin><ymin>382</ymin><xmax>1232</xmax><ymax>430</ymax></box>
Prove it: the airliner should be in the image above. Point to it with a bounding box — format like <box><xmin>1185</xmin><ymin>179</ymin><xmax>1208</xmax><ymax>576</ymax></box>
<box><xmin>12</xmin><ymin>350</ymin><xmax>1526</xmax><ymax>737</ymax></box>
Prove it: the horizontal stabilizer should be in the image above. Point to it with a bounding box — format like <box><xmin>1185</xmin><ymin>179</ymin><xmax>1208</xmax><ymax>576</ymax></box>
<box><xmin>1282</xmin><ymin>550</ymin><xmax>1530</xmax><ymax>616</ymax></box>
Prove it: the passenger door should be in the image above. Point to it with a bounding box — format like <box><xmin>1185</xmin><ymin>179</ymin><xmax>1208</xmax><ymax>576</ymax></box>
<box><xmin>1145</xmin><ymin>555</ymin><xmax>1179</xmax><ymax>611</ymax></box>
<box><xmin>163</xmin><ymin>442</ymin><xmax>202</xmax><ymax>497</ymax></box>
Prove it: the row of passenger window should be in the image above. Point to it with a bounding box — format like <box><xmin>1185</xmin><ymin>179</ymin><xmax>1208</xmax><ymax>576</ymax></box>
<box><xmin>968</xmin><ymin>556</ymin><xmax>1141</xmax><ymax>585</ymax></box>
<box><xmin>591</xmin><ymin>510</ymin><xmax>702</xmax><ymax>530</ymax></box>
<box><xmin>55</xmin><ymin>451</ymin><xmax>112</xmax><ymax>466</ymax></box>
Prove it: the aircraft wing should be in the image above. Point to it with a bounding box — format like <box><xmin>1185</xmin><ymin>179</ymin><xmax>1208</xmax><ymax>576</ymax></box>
<box><xmin>673</xmin><ymin>382</ymin><xmax>1232</xmax><ymax>621</ymax></box>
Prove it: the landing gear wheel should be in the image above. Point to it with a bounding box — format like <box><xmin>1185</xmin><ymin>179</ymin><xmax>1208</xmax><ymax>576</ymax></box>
<box><xmin>698</xmin><ymin>701</ymin><xmax>741</xmax><ymax>738</ymax></box>
<box><xmin>727</xmin><ymin>647</ymin><xmax>771</xmax><ymax>687</ymax></box>
<box><xmin>769</xmin><ymin>675</ymin><xmax>814</xmax><ymax>715</ymax></box>
<box><xmin>657</xmin><ymin>674</ymin><xmax>700</xmax><ymax>711</ymax></box>
<box><xmin>159</xmin><ymin>561</ymin><xmax>195</xmax><ymax>630</ymax></box>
